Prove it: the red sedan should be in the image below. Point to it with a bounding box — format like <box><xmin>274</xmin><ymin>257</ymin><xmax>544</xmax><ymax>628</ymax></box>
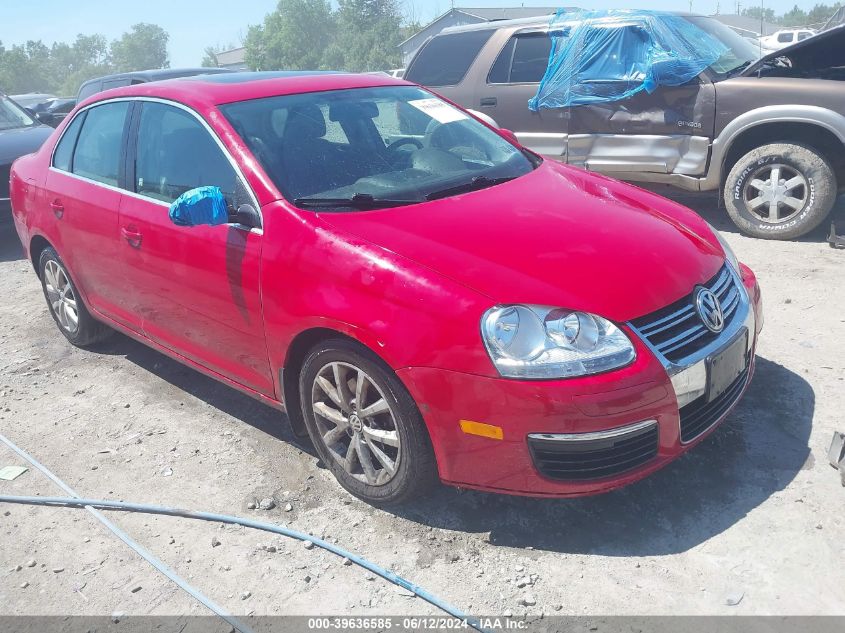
<box><xmin>10</xmin><ymin>72</ymin><xmax>763</xmax><ymax>504</ymax></box>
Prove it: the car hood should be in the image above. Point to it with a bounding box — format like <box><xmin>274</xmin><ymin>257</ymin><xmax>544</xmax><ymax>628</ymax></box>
<box><xmin>320</xmin><ymin>162</ymin><xmax>725</xmax><ymax>322</ymax></box>
<box><xmin>0</xmin><ymin>124</ymin><xmax>53</xmax><ymax>164</ymax></box>
<box><xmin>744</xmin><ymin>24</ymin><xmax>845</xmax><ymax>76</ymax></box>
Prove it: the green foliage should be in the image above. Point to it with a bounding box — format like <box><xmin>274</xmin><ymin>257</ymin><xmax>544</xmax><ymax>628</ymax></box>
<box><xmin>742</xmin><ymin>2</ymin><xmax>842</xmax><ymax>27</ymax></box>
<box><xmin>245</xmin><ymin>0</ymin><xmax>405</xmax><ymax>72</ymax></box>
<box><xmin>0</xmin><ymin>23</ymin><xmax>168</xmax><ymax>96</ymax></box>
<box><xmin>110</xmin><ymin>23</ymin><xmax>169</xmax><ymax>73</ymax></box>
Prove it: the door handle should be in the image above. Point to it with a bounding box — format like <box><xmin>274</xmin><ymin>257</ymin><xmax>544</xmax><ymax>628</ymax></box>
<box><xmin>121</xmin><ymin>226</ymin><xmax>143</xmax><ymax>248</ymax></box>
<box><xmin>480</xmin><ymin>97</ymin><xmax>497</xmax><ymax>107</ymax></box>
<box><xmin>50</xmin><ymin>199</ymin><xmax>64</xmax><ymax>218</ymax></box>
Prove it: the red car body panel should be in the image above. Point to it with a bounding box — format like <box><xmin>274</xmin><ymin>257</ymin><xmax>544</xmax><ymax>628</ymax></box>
<box><xmin>9</xmin><ymin>73</ymin><xmax>763</xmax><ymax>497</ymax></box>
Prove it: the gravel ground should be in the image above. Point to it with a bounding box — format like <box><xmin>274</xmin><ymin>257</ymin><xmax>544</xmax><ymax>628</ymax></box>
<box><xmin>1</xmin><ymin>192</ymin><xmax>844</xmax><ymax>623</ymax></box>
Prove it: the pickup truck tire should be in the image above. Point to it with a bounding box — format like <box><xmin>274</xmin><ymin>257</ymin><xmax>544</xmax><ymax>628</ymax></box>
<box><xmin>299</xmin><ymin>338</ymin><xmax>438</xmax><ymax>505</ymax></box>
<box><xmin>724</xmin><ymin>143</ymin><xmax>836</xmax><ymax>240</ymax></box>
<box><xmin>38</xmin><ymin>247</ymin><xmax>112</xmax><ymax>347</ymax></box>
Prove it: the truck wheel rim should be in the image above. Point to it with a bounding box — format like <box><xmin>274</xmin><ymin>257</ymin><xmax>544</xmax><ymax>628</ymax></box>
<box><xmin>311</xmin><ymin>361</ymin><xmax>401</xmax><ymax>486</ymax></box>
<box><xmin>743</xmin><ymin>163</ymin><xmax>808</xmax><ymax>224</ymax></box>
<box><xmin>44</xmin><ymin>260</ymin><xmax>79</xmax><ymax>334</ymax></box>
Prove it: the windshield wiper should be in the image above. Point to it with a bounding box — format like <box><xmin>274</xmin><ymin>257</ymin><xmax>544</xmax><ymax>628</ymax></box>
<box><xmin>425</xmin><ymin>175</ymin><xmax>516</xmax><ymax>201</ymax></box>
<box><xmin>727</xmin><ymin>60</ymin><xmax>754</xmax><ymax>77</ymax></box>
<box><xmin>295</xmin><ymin>193</ymin><xmax>421</xmax><ymax>210</ymax></box>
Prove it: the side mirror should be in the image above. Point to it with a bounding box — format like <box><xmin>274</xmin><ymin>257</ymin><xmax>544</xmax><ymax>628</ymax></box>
<box><xmin>230</xmin><ymin>204</ymin><xmax>261</xmax><ymax>229</ymax></box>
<box><xmin>169</xmin><ymin>186</ymin><xmax>229</xmax><ymax>227</ymax></box>
<box><xmin>498</xmin><ymin>128</ymin><xmax>520</xmax><ymax>147</ymax></box>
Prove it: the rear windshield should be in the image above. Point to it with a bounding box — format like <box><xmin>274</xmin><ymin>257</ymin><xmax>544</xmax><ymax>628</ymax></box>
<box><xmin>0</xmin><ymin>95</ymin><xmax>38</xmax><ymax>131</ymax></box>
<box><xmin>405</xmin><ymin>30</ymin><xmax>493</xmax><ymax>86</ymax></box>
<box><xmin>220</xmin><ymin>85</ymin><xmax>536</xmax><ymax>209</ymax></box>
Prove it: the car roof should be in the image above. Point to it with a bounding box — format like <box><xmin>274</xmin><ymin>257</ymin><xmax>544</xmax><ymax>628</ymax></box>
<box><xmin>440</xmin><ymin>10</ymin><xmax>704</xmax><ymax>34</ymax></box>
<box><xmin>79</xmin><ymin>67</ymin><xmax>232</xmax><ymax>86</ymax></box>
<box><xmin>77</xmin><ymin>71</ymin><xmax>412</xmax><ymax>110</ymax></box>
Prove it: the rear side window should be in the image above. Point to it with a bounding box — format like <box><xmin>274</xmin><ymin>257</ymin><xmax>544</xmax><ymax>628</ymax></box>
<box><xmin>134</xmin><ymin>102</ymin><xmax>239</xmax><ymax>204</ymax></box>
<box><xmin>72</xmin><ymin>102</ymin><xmax>130</xmax><ymax>186</ymax></box>
<box><xmin>488</xmin><ymin>33</ymin><xmax>552</xmax><ymax>84</ymax></box>
<box><xmin>52</xmin><ymin>111</ymin><xmax>87</xmax><ymax>172</ymax></box>
<box><xmin>405</xmin><ymin>30</ymin><xmax>493</xmax><ymax>86</ymax></box>
<box><xmin>777</xmin><ymin>32</ymin><xmax>793</xmax><ymax>43</ymax></box>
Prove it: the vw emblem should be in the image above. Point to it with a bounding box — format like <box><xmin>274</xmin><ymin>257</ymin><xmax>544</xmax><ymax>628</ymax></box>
<box><xmin>695</xmin><ymin>287</ymin><xmax>724</xmax><ymax>333</ymax></box>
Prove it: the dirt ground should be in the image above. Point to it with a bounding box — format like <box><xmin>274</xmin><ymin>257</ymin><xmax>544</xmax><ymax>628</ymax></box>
<box><xmin>1</xmin><ymin>191</ymin><xmax>844</xmax><ymax>625</ymax></box>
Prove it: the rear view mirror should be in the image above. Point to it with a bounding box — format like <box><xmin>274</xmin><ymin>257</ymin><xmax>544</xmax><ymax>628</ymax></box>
<box><xmin>169</xmin><ymin>186</ymin><xmax>229</xmax><ymax>227</ymax></box>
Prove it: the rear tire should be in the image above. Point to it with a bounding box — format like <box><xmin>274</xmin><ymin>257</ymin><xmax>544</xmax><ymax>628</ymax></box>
<box><xmin>299</xmin><ymin>338</ymin><xmax>438</xmax><ymax>504</ymax></box>
<box><xmin>38</xmin><ymin>247</ymin><xmax>112</xmax><ymax>347</ymax></box>
<box><xmin>723</xmin><ymin>142</ymin><xmax>836</xmax><ymax>240</ymax></box>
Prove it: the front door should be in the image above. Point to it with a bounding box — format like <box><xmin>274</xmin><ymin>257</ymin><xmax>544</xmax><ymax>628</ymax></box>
<box><xmin>118</xmin><ymin>100</ymin><xmax>273</xmax><ymax>395</ymax></box>
<box><xmin>475</xmin><ymin>29</ymin><xmax>569</xmax><ymax>158</ymax></box>
<box><xmin>565</xmin><ymin>23</ymin><xmax>715</xmax><ymax>176</ymax></box>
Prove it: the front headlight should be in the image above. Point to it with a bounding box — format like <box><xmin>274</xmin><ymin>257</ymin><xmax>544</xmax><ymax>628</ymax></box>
<box><xmin>481</xmin><ymin>305</ymin><xmax>636</xmax><ymax>379</ymax></box>
<box><xmin>707</xmin><ymin>222</ymin><xmax>739</xmax><ymax>272</ymax></box>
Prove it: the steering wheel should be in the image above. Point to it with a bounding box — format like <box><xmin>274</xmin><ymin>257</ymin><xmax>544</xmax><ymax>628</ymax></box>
<box><xmin>386</xmin><ymin>137</ymin><xmax>424</xmax><ymax>152</ymax></box>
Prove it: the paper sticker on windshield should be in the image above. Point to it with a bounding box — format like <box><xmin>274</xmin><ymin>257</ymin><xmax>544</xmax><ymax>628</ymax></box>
<box><xmin>408</xmin><ymin>98</ymin><xmax>467</xmax><ymax>124</ymax></box>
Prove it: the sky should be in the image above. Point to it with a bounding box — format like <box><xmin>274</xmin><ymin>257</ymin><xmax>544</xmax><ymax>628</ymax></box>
<box><xmin>0</xmin><ymin>0</ymin><xmax>820</xmax><ymax>67</ymax></box>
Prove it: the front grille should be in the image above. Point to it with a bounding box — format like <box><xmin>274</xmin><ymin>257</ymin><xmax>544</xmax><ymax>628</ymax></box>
<box><xmin>528</xmin><ymin>422</ymin><xmax>658</xmax><ymax>481</ymax></box>
<box><xmin>679</xmin><ymin>363</ymin><xmax>749</xmax><ymax>443</ymax></box>
<box><xmin>630</xmin><ymin>265</ymin><xmax>741</xmax><ymax>363</ymax></box>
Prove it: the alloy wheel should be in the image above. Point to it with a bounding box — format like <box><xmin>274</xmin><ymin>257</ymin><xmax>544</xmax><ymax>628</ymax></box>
<box><xmin>310</xmin><ymin>361</ymin><xmax>401</xmax><ymax>486</ymax></box>
<box><xmin>43</xmin><ymin>260</ymin><xmax>79</xmax><ymax>334</ymax></box>
<box><xmin>742</xmin><ymin>163</ymin><xmax>808</xmax><ymax>224</ymax></box>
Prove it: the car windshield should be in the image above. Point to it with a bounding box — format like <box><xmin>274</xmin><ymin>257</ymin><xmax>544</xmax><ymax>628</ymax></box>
<box><xmin>220</xmin><ymin>85</ymin><xmax>537</xmax><ymax>209</ymax></box>
<box><xmin>685</xmin><ymin>16</ymin><xmax>760</xmax><ymax>76</ymax></box>
<box><xmin>0</xmin><ymin>95</ymin><xmax>38</xmax><ymax>131</ymax></box>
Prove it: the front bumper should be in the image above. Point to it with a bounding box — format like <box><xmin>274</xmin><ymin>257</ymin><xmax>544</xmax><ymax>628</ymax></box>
<box><xmin>398</xmin><ymin>264</ymin><xmax>762</xmax><ymax>497</ymax></box>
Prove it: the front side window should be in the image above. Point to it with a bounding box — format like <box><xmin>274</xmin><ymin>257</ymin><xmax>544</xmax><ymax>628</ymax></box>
<box><xmin>405</xmin><ymin>30</ymin><xmax>494</xmax><ymax>86</ymax></box>
<box><xmin>221</xmin><ymin>85</ymin><xmax>537</xmax><ymax>208</ymax></box>
<box><xmin>72</xmin><ymin>101</ymin><xmax>130</xmax><ymax>186</ymax></box>
<box><xmin>0</xmin><ymin>95</ymin><xmax>38</xmax><ymax>131</ymax></box>
<box><xmin>134</xmin><ymin>102</ymin><xmax>239</xmax><ymax>204</ymax></box>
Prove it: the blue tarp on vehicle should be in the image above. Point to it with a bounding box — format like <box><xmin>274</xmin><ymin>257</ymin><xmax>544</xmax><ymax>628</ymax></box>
<box><xmin>529</xmin><ymin>9</ymin><xmax>730</xmax><ymax>111</ymax></box>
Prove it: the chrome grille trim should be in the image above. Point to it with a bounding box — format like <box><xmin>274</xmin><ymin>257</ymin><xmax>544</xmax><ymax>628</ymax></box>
<box><xmin>628</xmin><ymin>264</ymin><xmax>746</xmax><ymax>365</ymax></box>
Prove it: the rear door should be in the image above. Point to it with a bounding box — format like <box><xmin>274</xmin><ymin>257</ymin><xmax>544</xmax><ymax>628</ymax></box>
<box><xmin>566</xmin><ymin>22</ymin><xmax>715</xmax><ymax>176</ymax></box>
<box><xmin>476</xmin><ymin>28</ymin><xmax>568</xmax><ymax>157</ymax></box>
<box><xmin>117</xmin><ymin>100</ymin><xmax>273</xmax><ymax>394</ymax></box>
<box><xmin>44</xmin><ymin>100</ymin><xmax>138</xmax><ymax>328</ymax></box>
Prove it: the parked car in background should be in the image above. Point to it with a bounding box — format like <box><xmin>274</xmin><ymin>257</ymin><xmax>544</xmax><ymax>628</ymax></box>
<box><xmin>406</xmin><ymin>13</ymin><xmax>845</xmax><ymax>239</ymax></box>
<box><xmin>1</xmin><ymin>94</ymin><xmax>53</xmax><ymax>223</ymax></box>
<box><xmin>9</xmin><ymin>93</ymin><xmax>56</xmax><ymax>112</ymax></box>
<box><xmin>34</xmin><ymin>98</ymin><xmax>76</xmax><ymax>128</ymax></box>
<box><xmin>759</xmin><ymin>28</ymin><xmax>816</xmax><ymax>51</ymax></box>
<box><xmin>10</xmin><ymin>72</ymin><xmax>761</xmax><ymax>503</ymax></box>
<box><xmin>76</xmin><ymin>67</ymin><xmax>233</xmax><ymax>102</ymax></box>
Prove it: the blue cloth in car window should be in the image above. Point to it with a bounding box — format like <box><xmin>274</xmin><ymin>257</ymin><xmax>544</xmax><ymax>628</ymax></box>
<box><xmin>529</xmin><ymin>9</ymin><xmax>729</xmax><ymax>111</ymax></box>
<box><xmin>169</xmin><ymin>186</ymin><xmax>229</xmax><ymax>227</ymax></box>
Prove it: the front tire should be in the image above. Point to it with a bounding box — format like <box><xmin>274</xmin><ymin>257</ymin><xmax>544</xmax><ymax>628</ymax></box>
<box><xmin>38</xmin><ymin>247</ymin><xmax>112</xmax><ymax>347</ymax></box>
<box><xmin>723</xmin><ymin>142</ymin><xmax>837</xmax><ymax>240</ymax></box>
<box><xmin>299</xmin><ymin>339</ymin><xmax>437</xmax><ymax>504</ymax></box>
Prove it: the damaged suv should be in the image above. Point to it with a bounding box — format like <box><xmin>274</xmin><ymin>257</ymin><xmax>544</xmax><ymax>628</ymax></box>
<box><xmin>406</xmin><ymin>11</ymin><xmax>845</xmax><ymax>239</ymax></box>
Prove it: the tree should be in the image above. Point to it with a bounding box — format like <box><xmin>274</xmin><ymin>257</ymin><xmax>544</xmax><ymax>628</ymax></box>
<box><xmin>202</xmin><ymin>46</ymin><xmax>220</xmax><ymax>67</ymax></box>
<box><xmin>742</xmin><ymin>6</ymin><xmax>779</xmax><ymax>23</ymax></box>
<box><xmin>110</xmin><ymin>23</ymin><xmax>169</xmax><ymax>73</ymax></box>
<box><xmin>244</xmin><ymin>0</ymin><xmax>334</xmax><ymax>71</ymax></box>
<box><xmin>331</xmin><ymin>0</ymin><xmax>405</xmax><ymax>71</ymax></box>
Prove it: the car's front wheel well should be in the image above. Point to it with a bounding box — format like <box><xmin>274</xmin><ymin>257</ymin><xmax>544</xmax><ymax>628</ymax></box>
<box><xmin>722</xmin><ymin>122</ymin><xmax>845</xmax><ymax>191</ymax></box>
<box><xmin>281</xmin><ymin>328</ymin><xmax>367</xmax><ymax>438</ymax></box>
<box><xmin>29</xmin><ymin>235</ymin><xmax>52</xmax><ymax>277</ymax></box>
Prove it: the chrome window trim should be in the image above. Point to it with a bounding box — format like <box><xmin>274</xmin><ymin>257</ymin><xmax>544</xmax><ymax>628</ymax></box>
<box><xmin>49</xmin><ymin>96</ymin><xmax>263</xmax><ymax>233</ymax></box>
<box><xmin>528</xmin><ymin>418</ymin><xmax>657</xmax><ymax>442</ymax></box>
